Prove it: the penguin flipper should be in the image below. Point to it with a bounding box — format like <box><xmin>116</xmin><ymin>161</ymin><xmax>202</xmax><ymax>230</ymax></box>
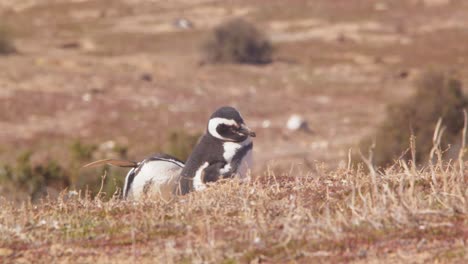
<box><xmin>203</xmin><ymin>162</ymin><xmax>227</xmax><ymax>183</ymax></box>
<box><xmin>82</xmin><ymin>159</ymin><xmax>138</xmax><ymax>169</ymax></box>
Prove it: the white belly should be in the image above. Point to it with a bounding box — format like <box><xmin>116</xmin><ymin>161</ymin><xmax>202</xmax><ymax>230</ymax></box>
<box><xmin>222</xmin><ymin>138</ymin><xmax>254</xmax><ymax>181</ymax></box>
<box><xmin>125</xmin><ymin>160</ymin><xmax>183</xmax><ymax>201</ymax></box>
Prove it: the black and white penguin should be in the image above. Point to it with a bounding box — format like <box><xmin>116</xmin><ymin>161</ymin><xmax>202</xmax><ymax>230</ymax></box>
<box><xmin>83</xmin><ymin>106</ymin><xmax>255</xmax><ymax>200</ymax></box>
<box><xmin>83</xmin><ymin>153</ymin><xmax>184</xmax><ymax>201</ymax></box>
<box><xmin>177</xmin><ymin>106</ymin><xmax>256</xmax><ymax>195</ymax></box>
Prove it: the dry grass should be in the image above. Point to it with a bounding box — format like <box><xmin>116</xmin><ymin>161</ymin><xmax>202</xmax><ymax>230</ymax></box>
<box><xmin>0</xmin><ymin>156</ymin><xmax>466</xmax><ymax>263</ymax></box>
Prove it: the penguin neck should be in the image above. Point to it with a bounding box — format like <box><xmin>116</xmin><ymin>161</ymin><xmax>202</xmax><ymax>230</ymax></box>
<box><xmin>178</xmin><ymin>135</ymin><xmax>252</xmax><ymax>195</ymax></box>
<box><xmin>222</xmin><ymin>137</ymin><xmax>252</xmax><ymax>162</ymax></box>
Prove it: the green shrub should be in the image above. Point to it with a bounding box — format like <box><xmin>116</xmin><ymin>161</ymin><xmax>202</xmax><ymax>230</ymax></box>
<box><xmin>0</xmin><ymin>141</ymin><xmax>129</xmax><ymax>201</ymax></box>
<box><xmin>70</xmin><ymin>140</ymin><xmax>98</xmax><ymax>161</ymax></box>
<box><xmin>202</xmin><ymin>18</ymin><xmax>273</xmax><ymax>64</ymax></box>
<box><xmin>0</xmin><ymin>151</ymin><xmax>70</xmax><ymax>201</ymax></box>
<box><xmin>360</xmin><ymin>71</ymin><xmax>468</xmax><ymax>167</ymax></box>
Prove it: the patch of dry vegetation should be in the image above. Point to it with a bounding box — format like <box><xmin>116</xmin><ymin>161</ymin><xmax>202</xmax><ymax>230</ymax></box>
<box><xmin>0</xmin><ymin>131</ymin><xmax>200</xmax><ymax>203</ymax></box>
<box><xmin>202</xmin><ymin>18</ymin><xmax>273</xmax><ymax>65</ymax></box>
<box><xmin>0</xmin><ymin>154</ymin><xmax>466</xmax><ymax>262</ymax></box>
<box><xmin>0</xmin><ymin>25</ymin><xmax>16</xmax><ymax>55</ymax></box>
<box><xmin>360</xmin><ymin>71</ymin><xmax>468</xmax><ymax>168</ymax></box>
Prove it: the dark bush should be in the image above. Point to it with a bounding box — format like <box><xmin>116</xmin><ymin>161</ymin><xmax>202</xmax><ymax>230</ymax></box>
<box><xmin>359</xmin><ymin>71</ymin><xmax>468</xmax><ymax>167</ymax></box>
<box><xmin>0</xmin><ymin>26</ymin><xmax>16</xmax><ymax>55</ymax></box>
<box><xmin>202</xmin><ymin>18</ymin><xmax>273</xmax><ymax>64</ymax></box>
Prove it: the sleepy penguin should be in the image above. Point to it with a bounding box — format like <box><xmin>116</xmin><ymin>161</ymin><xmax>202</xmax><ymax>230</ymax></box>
<box><xmin>83</xmin><ymin>106</ymin><xmax>255</xmax><ymax>200</ymax></box>
<box><xmin>177</xmin><ymin>106</ymin><xmax>256</xmax><ymax>195</ymax></box>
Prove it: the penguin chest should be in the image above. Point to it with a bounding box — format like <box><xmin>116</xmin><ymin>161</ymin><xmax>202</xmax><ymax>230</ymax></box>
<box><xmin>222</xmin><ymin>139</ymin><xmax>253</xmax><ymax>179</ymax></box>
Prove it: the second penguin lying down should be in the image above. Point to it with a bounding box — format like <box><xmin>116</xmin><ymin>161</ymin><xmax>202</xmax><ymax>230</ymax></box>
<box><xmin>84</xmin><ymin>106</ymin><xmax>256</xmax><ymax>201</ymax></box>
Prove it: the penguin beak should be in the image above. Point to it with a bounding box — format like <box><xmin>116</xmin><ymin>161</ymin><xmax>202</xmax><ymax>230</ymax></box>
<box><xmin>239</xmin><ymin>124</ymin><xmax>256</xmax><ymax>137</ymax></box>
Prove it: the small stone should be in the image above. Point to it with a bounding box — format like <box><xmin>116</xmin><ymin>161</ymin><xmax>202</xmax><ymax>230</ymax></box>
<box><xmin>174</xmin><ymin>18</ymin><xmax>193</xmax><ymax>29</ymax></box>
<box><xmin>261</xmin><ymin>120</ymin><xmax>271</xmax><ymax>128</ymax></box>
<box><xmin>82</xmin><ymin>93</ymin><xmax>92</xmax><ymax>102</ymax></box>
<box><xmin>253</xmin><ymin>237</ymin><xmax>261</xmax><ymax>244</ymax></box>
<box><xmin>286</xmin><ymin>114</ymin><xmax>309</xmax><ymax>132</ymax></box>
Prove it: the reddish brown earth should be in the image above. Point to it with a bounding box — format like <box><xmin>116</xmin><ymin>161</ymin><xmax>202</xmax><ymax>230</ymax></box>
<box><xmin>0</xmin><ymin>1</ymin><xmax>468</xmax><ymax>262</ymax></box>
<box><xmin>0</xmin><ymin>0</ymin><xmax>468</xmax><ymax>169</ymax></box>
<box><xmin>1</xmin><ymin>0</ymin><xmax>468</xmax><ymax>170</ymax></box>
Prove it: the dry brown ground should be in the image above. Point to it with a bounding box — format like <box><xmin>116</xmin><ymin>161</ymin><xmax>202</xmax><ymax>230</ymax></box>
<box><xmin>0</xmin><ymin>0</ymin><xmax>468</xmax><ymax>262</ymax></box>
<box><xmin>0</xmin><ymin>159</ymin><xmax>467</xmax><ymax>263</ymax></box>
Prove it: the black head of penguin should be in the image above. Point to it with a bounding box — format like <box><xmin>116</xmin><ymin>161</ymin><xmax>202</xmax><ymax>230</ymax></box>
<box><xmin>207</xmin><ymin>106</ymin><xmax>256</xmax><ymax>142</ymax></box>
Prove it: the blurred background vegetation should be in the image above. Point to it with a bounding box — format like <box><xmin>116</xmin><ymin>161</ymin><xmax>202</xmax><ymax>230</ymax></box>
<box><xmin>0</xmin><ymin>0</ymin><xmax>467</xmax><ymax>202</ymax></box>
<box><xmin>0</xmin><ymin>131</ymin><xmax>199</xmax><ymax>202</ymax></box>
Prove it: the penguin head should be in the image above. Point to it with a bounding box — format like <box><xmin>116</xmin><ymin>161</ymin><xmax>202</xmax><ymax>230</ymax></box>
<box><xmin>207</xmin><ymin>106</ymin><xmax>256</xmax><ymax>142</ymax></box>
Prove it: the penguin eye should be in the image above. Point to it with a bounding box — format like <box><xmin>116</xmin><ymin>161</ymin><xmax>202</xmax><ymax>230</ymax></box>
<box><xmin>218</xmin><ymin>124</ymin><xmax>229</xmax><ymax>133</ymax></box>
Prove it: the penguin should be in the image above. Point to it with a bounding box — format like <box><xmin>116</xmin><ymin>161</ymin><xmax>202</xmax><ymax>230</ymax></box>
<box><xmin>177</xmin><ymin>106</ymin><xmax>256</xmax><ymax>195</ymax></box>
<box><xmin>83</xmin><ymin>106</ymin><xmax>256</xmax><ymax>200</ymax></box>
<box><xmin>83</xmin><ymin>153</ymin><xmax>184</xmax><ymax>201</ymax></box>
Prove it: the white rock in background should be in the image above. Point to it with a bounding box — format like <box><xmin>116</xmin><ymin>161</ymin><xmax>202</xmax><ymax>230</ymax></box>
<box><xmin>82</xmin><ymin>93</ymin><xmax>92</xmax><ymax>102</ymax></box>
<box><xmin>262</xmin><ymin>120</ymin><xmax>271</xmax><ymax>128</ymax></box>
<box><xmin>286</xmin><ymin>114</ymin><xmax>309</xmax><ymax>131</ymax></box>
<box><xmin>174</xmin><ymin>18</ymin><xmax>193</xmax><ymax>29</ymax></box>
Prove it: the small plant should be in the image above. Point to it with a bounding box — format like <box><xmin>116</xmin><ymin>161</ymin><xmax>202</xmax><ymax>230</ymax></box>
<box><xmin>70</xmin><ymin>140</ymin><xmax>98</xmax><ymax>161</ymax></box>
<box><xmin>359</xmin><ymin>71</ymin><xmax>468</xmax><ymax>167</ymax></box>
<box><xmin>0</xmin><ymin>25</ymin><xmax>16</xmax><ymax>55</ymax></box>
<box><xmin>202</xmin><ymin>18</ymin><xmax>273</xmax><ymax>64</ymax></box>
<box><xmin>0</xmin><ymin>151</ymin><xmax>70</xmax><ymax>201</ymax></box>
<box><xmin>69</xmin><ymin>140</ymin><xmax>125</xmax><ymax>199</ymax></box>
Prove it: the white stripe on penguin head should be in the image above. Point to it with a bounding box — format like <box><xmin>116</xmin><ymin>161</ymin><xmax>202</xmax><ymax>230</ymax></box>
<box><xmin>207</xmin><ymin>117</ymin><xmax>238</xmax><ymax>141</ymax></box>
